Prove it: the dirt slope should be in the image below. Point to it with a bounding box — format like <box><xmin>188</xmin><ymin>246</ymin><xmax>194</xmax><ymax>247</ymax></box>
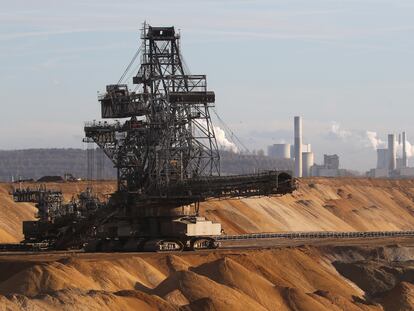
<box><xmin>0</xmin><ymin>183</ymin><xmax>37</xmax><ymax>243</ymax></box>
<box><xmin>2</xmin><ymin>178</ymin><xmax>414</xmax><ymax>309</ymax></box>
<box><xmin>201</xmin><ymin>177</ymin><xmax>414</xmax><ymax>233</ymax></box>
<box><xmin>0</xmin><ymin>246</ymin><xmax>395</xmax><ymax>310</ymax></box>
<box><xmin>3</xmin><ymin>177</ymin><xmax>414</xmax><ymax>242</ymax></box>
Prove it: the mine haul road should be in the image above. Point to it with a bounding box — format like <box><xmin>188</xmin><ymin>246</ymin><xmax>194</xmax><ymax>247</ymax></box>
<box><xmin>1</xmin><ymin>231</ymin><xmax>414</xmax><ymax>257</ymax></box>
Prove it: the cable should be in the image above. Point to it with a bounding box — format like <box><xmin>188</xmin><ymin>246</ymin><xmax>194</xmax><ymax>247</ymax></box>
<box><xmin>124</xmin><ymin>62</ymin><xmax>141</xmax><ymax>89</ymax></box>
<box><xmin>212</xmin><ymin>108</ymin><xmax>250</xmax><ymax>154</ymax></box>
<box><xmin>211</xmin><ymin>108</ymin><xmax>265</xmax><ymax>171</ymax></box>
<box><xmin>180</xmin><ymin>50</ymin><xmax>260</xmax><ymax>169</ymax></box>
<box><xmin>180</xmin><ymin>52</ymin><xmax>191</xmax><ymax>75</ymax></box>
<box><xmin>118</xmin><ymin>45</ymin><xmax>142</xmax><ymax>84</ymax></box>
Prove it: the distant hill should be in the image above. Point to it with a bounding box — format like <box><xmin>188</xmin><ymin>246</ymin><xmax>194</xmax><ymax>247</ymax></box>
<box><xmin>0</xmin><ymin>149</ymin><xmax>293</xmax><ymax>182</ymax></box>
<box><xmin>0</xmin><ymin>149</ymin><xmax>115</xmax><ymax>181</ymax></box>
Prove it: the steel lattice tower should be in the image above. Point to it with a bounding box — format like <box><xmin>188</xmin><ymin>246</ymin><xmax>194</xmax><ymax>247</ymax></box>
<box><xmin>85</xmin><ymin>24</ymin><xmax>220</xmax><ymax>198</ymax></box>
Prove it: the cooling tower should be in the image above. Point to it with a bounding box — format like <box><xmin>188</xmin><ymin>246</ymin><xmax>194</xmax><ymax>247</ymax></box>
<box><xmin>376</xmin><ymin>148</ymin><xmax>388</xmax><ymax>169</ymax></box>
<box><xmin>302</xmin><ymin>152</ymin><xmax>314</xmax><ymax>177</ymax></box>
<box><xmin>268</xmin><ymin>144</ymin><xmax>291</xmax><ymax>159</ymax></box>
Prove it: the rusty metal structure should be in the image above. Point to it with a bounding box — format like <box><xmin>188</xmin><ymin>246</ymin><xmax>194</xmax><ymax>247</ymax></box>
<box><xmin>13</xmin><ymin>185</ymin><xmax>63</xmax><ymax>220</ymax></box>
<box><xmin>85</xmin><ymin>23</ymin><xmax>220</xmax><ymax>199</ymax></box>
<box><xmin>15</xmin><ymin>23</ymin><xmax>295</xmax><ymax>252</ymax></box>
<box><xmin>13</xmin><ymin>186</ymin><xmax>104</xmax><ymax>249</ymax></box>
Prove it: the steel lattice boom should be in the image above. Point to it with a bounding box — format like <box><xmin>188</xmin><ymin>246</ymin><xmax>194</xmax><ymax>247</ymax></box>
<box><xmin>85</xmin><ymin>24</ymin><xmax>220</xmax><ymax>198</ymax></box>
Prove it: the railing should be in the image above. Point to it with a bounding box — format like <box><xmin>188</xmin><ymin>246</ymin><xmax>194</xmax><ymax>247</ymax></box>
<box><xmin>215</xmin><ymin>230</ymin><xmax>414</xmax><ymax>241</ymax></box>
<box><xmin>84</xmin><ymin>121</ymin><xmax>123</xmax><ymax>130</ymax></box>
<box><xmin>1</xmin><ymin>231</ymin><xmax>414</xmax><ymax>252</ymax></box>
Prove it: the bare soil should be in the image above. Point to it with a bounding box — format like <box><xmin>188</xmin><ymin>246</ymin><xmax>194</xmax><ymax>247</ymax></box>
<box><xmin>1</xmin><ymin>177</ymin><xmax>414</xmax><ymax>310</ymax></box>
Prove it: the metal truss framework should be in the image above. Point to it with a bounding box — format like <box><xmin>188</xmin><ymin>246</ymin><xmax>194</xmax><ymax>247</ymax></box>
<box><xmin>85</xmin><ymin>24</ymin><xmax>220</xmax><ymax>197</ymax></box>
<box><xmin>13</xmin><ymin>186</ymin><xmax>63</xmax><ymax>221</ymax></box>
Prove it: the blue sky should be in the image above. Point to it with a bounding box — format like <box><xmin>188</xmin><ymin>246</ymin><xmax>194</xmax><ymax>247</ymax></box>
<box><xmin>1</xmin><ymin>0</ymin><xmax>414</xmax><ymax>171</ymax></box>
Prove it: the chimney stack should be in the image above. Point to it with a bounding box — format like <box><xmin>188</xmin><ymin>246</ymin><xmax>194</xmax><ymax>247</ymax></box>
<box><xmin>403</xmin><ymin>131</ymin><xmax>408</xmax><ymax>168</ymax></box>
<box><xmin>388</xmin><ymin>134</ymin><xmax>396</xmax><ymax>171</ymax></box>
<box><xmin>294</xmin><ymin>116</ymin><xmax>302</xmax><ymax>177</ymax></box>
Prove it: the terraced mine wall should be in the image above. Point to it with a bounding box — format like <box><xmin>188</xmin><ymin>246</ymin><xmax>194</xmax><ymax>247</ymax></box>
<box><xmin>201</xmin><ymin>177</ymin><xmax>414</xmax><ymax>234</ymax></box>
<box><xmin>2</xmin><ymin>177</ymin><xmax>414</xmax><ymax>243</ymax></box>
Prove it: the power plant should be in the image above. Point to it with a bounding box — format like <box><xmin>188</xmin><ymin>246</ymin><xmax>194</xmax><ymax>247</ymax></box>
<box><xmin>268</xmin><ymin>116</ymin><xmax>314</xmax><ymax>177</ymax></box>
<box><xmin>367</xmin><ymin>131</ymin><xmax>414</xmax><ymax>178</ymax></box>
<box><xmin>268</xmin><ymin>116</ymin><xmax>345</xmax><ymax>178</ymax></box>
<box><xmin>271</xmin><ymin>123</ymin><xmax>414</xmax><ymax>179</ymax></box>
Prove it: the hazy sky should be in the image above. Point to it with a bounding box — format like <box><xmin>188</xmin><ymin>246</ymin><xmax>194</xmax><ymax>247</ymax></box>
<box><xmin>1</xmin><ymin>0</ymin><xmax>414</xmax><ymax>171</ymax></box>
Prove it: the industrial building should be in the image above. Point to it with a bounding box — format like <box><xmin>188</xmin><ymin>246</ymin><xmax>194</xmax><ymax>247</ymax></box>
<box><xmin>302</xmin><ymin>152</ymin><xmax>314</xmax><ymax>177</ymax></box>
<box><xmin>293</xmin><ymin>116</ymin><xmax>314</xmax><ymax>177</ymax></box>
<box><xmin>311</xmin><ymin>154</ymin><xmax>341</xmax><ymax>177</ymax></box>
<box><xmin>367</xmin><ymin>131</ymin><xmax>414</xmax><ymax>178</ymax></box>
<box><xmin>294</xmin><ymin>116</ymin><xmax>302</xmax><ymax>177</ymax></box>
<box><xmin>324</xmin><ymin>154</ymin><xmax>339</xmax><ymax>169</ymax></box>
<box><xmin>266</xmin><ymin>117</ymin><xmax>350</xmax><ymax>177</ymax></box>
<box><xmin>376</xmin><ymin>149</ymin><xmax>388</xmax><ymax>170</ymax></box>
<box><xmin>266</xmin><ymin>116</ymin><xmax>314</xmax><ymax>178</ymax></box>
<box><xmin>267</xmin><ymin>143</ymin><xmax>311</xmax><ymax>161</ymax></box>
<box><xmin>267</xmin><ymin>117</ymin><xmax>359</xmax><ymax>178</ymax></box>
<box><xmin>267</xmin><ymin>144</ymin><xmax>291</xmax><ymax>159</ymax></box>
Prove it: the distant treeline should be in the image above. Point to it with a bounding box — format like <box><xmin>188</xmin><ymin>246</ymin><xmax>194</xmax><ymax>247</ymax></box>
<box><xmin>0</xmin><ymin>149</ymin><xmax>293</xmax><ymax>182</ymax></box>
<box><xmin>219</xmin><ymin>151</ymin><xmax>293</xmax><ymax>175</ymax></box>
<box><xmin>0</xmin><ymin>149</ymin><xmax>115</xmax><ymax>182</ymax></box>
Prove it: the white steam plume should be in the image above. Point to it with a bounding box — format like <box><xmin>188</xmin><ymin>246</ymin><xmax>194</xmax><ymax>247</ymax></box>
<box><xmin>213</xmin><ymin>125</ymin><xmax>238</xmax><ymax>153</ymax></box>
<box><xmin>198</xmin><ymin>120</ymin><xmax>238</xmax><ymax>153</ymax></box>
<box><xmin>329</xmin><ymin>122</ymin><xmax>352</xmax><ymax>139</ymax></box>
<box><xmin>328</xmin><ymin>122</ymin><xmax>371</xmax><ymax>147</ymax></box>
<box><xmin>366</xmin><ymin>131</ymin><xmax>386</xmax><ymax>149</ymax></box>
<box><xmin>328</xmin><ymin>122</ymin><xmax>411</xmax><ymax>154</ymax></box>
<box><xmin>366</xmin><ymin>131</ymin><xmax>414</xmax><ymax>158</ymax></box>
<box><xmin>396</xmin><ymin>140</ymin><xmax>414</xmax><ymax>158</ymax></box>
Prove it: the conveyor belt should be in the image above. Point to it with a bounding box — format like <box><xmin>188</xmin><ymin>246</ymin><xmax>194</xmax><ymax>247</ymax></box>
<box><xmin>215</xmin><ymin>230</ymin><xmax>414</xmax><ymax>241</ymax></box>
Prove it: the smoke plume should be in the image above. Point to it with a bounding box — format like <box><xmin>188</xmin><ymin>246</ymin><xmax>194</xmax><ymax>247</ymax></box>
<box><xmin>213</xmin><ymin>125</ymin><xmax>238</xmax><ymax>153</ymax></box>
<box><xmin>329</xmin><ymin>122</ymin><xmax>352</xmax><ymax>140</ymax></box>
<box><xmin>197</xmin><ymin>120</ymin><xmax>238</xmax><ymax>153</ymax></box>
<box><xmin>396</xmin><ymin>140</ymin><xmax>413</xmax><ymax>158</ymax></box>
<box><xmin>366</xmin><ymin>131</ymin><xmax>386</xmax><ymax>149</ymax></box>
<box><xmin>328</xmin><ymin>122</ymin><xmax>372</xmax><ymax>148</ymax></box>
<box><xmin>327</xmin><ymin>122</ymin><xmax>414</xmax><ymax>158</ymax></box>
<box><xmin>366</xmin><ymin>131</ymin><xmax>414</xmax><ymax>158</ymax></box>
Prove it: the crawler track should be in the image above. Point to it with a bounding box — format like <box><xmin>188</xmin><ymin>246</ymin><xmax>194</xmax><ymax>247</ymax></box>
<box><xmin>0</xmin><ymin>243</ymin><xmax>49</xmax><ymax>252</ymax></box>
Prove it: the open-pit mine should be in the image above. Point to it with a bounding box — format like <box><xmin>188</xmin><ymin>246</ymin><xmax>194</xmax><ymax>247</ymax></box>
<box><xmin>1</xmin><ymin>178</ymin><xmax>414</xmax><ymax>310</ymax></box>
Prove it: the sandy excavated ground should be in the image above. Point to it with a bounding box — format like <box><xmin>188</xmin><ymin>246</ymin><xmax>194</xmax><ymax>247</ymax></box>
<box><xmin>201</xmin><ymin>178</ymin><xmax>414</xmax><ymax>233</ymax></box>
<box><xmin>1</xmin><ymin>178</ymin><xmax>414</xmax><ymax>310</ymax></box>
<box><xmin>1</xmin><ymin>244</ymin><xmax>414</xmax><ymax>310</ymax></box>
<box><xmin>0</xmin><ymin>184</ymin><xmax>36</xmax><ymax>243</ymax></box>
<box><xmin>3</xmin><ymin>177</ymin><xmax>414</xmax><ymax>242</ymax></box>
